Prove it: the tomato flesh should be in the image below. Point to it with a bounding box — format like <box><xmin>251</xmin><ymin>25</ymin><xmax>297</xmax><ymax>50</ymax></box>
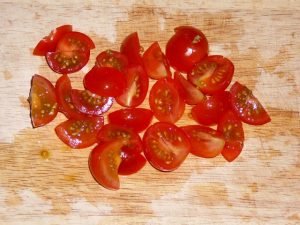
<box><xmin>89</xmin><ymin>140</ymin><xmax>123</xmax><ymax>190</ymax></box>
<box><xmin>188</xmin><ymin>55</ymin><xmax>234</xmax><ymax>95</ymax></box>
<box><xmin>143</xmin><ymin>41</ymin><xmax>171</xmax><ymax>80</ymax></box>
<box><xmin>118</xmin><ymin>152</ymin><xmax>146</xmax><ymax>175</ymax></box>
<box><xmin>55</xmin><ymin>74</ymin><xmax>87</xmax><ymax>119</ymax></box>
<box><xmin>174</xmin><ymin>71</ymin><xmax>204</xmax><ymax>105</ymax></box>
<box><xmin>108</xmin><ymin>108</ymin><xmax>153</xmax><ymax>133</ymax></box>
<box><xmin>55</xmin><ymin>116</ymin><xmax>104</xmax><ymax>149</ymax></box>
<box><xmin>166</xmin><ymin>26</ymin><xmax>209</xmax><ymax>73</ymax></box>
<box><xmin>96</xmin><ymin>49</ymin><xmax>128</xmax><ymax>72</ymax></box>
<box><xmin>33</xmin><ymin>24</ymin><xmax>72</xmax><ymax>56</ymax></box>
<box><xmin>182</xmin><ymin>125</ymin><xmax>225</xmax><ymax>158</ymax></box>
<box><xmin>84</xmin><ymin>66</ymin><xmax>126</xmax><ymax>97</ymax></box>
<box><xmin>116</xmin><ymin>65</ymin><xmax>149</xmax><ymax>108</ymax></box>
<box><xmin>120</xmin><ymin>32</ymin><xmax>143</xmax><ymax>66</ymax></box>
<box><xmin>143</xmin><ymin>122</ymin><xmax>191</xmax><ymax>171</ymax></box>
<box><xmin>217</xmin><ymin>110</ymin><xmax>244</xmax><ymax>162</ymax></box>
<box><xmin>191</xmin><ymin>91</ymin><xmax>231</xmax><ymax>126</ymax></box>
<box><xmin>71</xmin><ymin>89</ymin><xmax>113</xmax><ymax>116</ymax></box>
<box><xmin>149</xmin><ymin>78</ymin><xmax>185</xmax><ymax>123</ymax></box>
<box><xmin>29</xmin><ymin>75</ymin><xmax>58</xmax><ymax>127</ymax></box>
<box><xmin>230</xmin><ymin>82</ymin><xmax>271</xmax><ymax>125</ymax></box>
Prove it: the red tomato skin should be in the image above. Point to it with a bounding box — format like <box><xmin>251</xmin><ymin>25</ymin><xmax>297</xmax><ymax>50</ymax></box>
<box><xmin>181</xmin><ymin>125</ymin><xmax>225</xmax><ymax>158</ymax></box>
<box><xmin>55</xmin><ymin>116</ymin><xmax>104</xmax><ymax>149</ymax></box>
<box><xmin>118</xmin><ymin>153</ymin><xmax>146</xmax><ymax>175</ymax></box>
<box><xmin>173</xmin><ymin>71</ymin><xmax>204</xmax><ymax>105</ymax></box>
<box><xmin>115</xmin><ymin>65</ymin><xmax>149</xmax><ymax>108</ymax></box>
<box><xmin>191</xmin><ymin>91</ymin><xmax>231</xmax><ymax>126</ymax></box>
<box><xmin>230</xmin><ymin>82</ymin><xmax>271</xmax><ymax>125</ymax></box>
<box><xmin>143</xmin><ymin>122</ymin><xmax>191</xmax><ymax>172</ymax></box>
<box><xmin>108</xmin><ymin>108</ymin><xmax>153</xmax><ymax>133</ymax></box>
<box><xmin>217</xmin><ymin>110</ymin><xmax>244</xmax><ymax>162</ymax></box>
<box><xmin>84</xmin><ymin>66</ymin><xmax>126</xmax><ymax>97</ymax></box>
<box><xmin>96</xmin><ymin>49</ymin><xmax>128</xmax><ymax>72</ymax></box>
<box><xmin>149</xmin><ymin>78</ymin><xmax>185</xmax><ymax>123</ymax></box>
<box><xmin>166</xmin><ymin>26</ymin><xmax>209</xmax><ymax>73</ymax></box>
<box><xmin>55</xmin><ymin>74</ymin><xmax>87</xmax><ymax>120</ymax></box>
<box><xmin>188</xmin><ymin>55</ymin><xmax>234</xmax><ymax>95</ymax></box>
<box><xmin>120</xmin><ymin>32</ymin><xmax>144</xmax><ymax>66</ymax></box>
<box><xmin>142</xmin><ymin>41</ymin><xmax>172</xmax><ymax>80</ymax></box>
<box><xmin>29</xmin><ymin>74</ymin><xmax>58</xmax><ymax>128</ymax></box>
<box><xmin>33</xmin><ymin>24</ymin><xmax>73</xmax><ymax>56</ymax></box>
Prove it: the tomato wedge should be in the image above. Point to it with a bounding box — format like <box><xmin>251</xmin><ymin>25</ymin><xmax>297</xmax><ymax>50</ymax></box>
<box><xmin>55</xmin><ymin>116</ymin><xmax>104</xmax><ymax>149</ymax></box>
<box><xmin>181</xmin><ymin>125</ymin><xmax>225</xmax><ymax>158</ymax></box>
<box><xmin>166</xmin><ymin>26</ymin><xmax>209</xmax><ymax>73</ymax></box>
<box><xmin>120</xmin><ymin>32</ymin><xmax>144</xmax><ymax>66</ymax></box>
<box><xmin>33</xmin><ymin>24</ymin><xmax>72</xmax><ymax>56</ymax></box>
<box><xmin>89</xmin><ymin>140</ymin><xmax>123</xmax><ymax>190</ymax></box>
<box><xmin>149</xmin><ymin>78</ymin><xmax>185</xmax><ymax>123</ymax></box>
<box><xmin>174</xmin><ymin>71</ymin><xmax>204</xmax><ymax>105</ymax></box>
<box><xmin>55</xmin><ymin>74</ymin><xmax>87</xmax><ymax>119</ymax></box>
<box><xmin>230</xmin><ymin>82</ymin><xmax>271</xmax><ymax>125</ymax></box>
<box><xmin>29</xmin><ymin>74</ymin><xmax>58</xmax><ymax>127</ymax></box>
<box><xmin>143</xmin><ymin>122</ymin><xmax>191</xmax><ymax>172</ymax></box>
<box><xmin>217</xmin><ymin>110</ymin><xmax>244</xmax><ymax>162</ymax></box>
<box><xmin>84</xmin><ymin>66</ymin><xmax>126</xmax><ymax>97</ymax></box>
<box><xmin>97</xmin><ymin>124</ymin><xmax>145</xmax><ymax>175</ymax></box>
<box><xmin>46</xmin><ymin>31</ymin><xmax>95</xmax><ymax>74</ymax></box>
<box><xmin>115</xmin><ymin>65</ymin><xmax>149</xmax><ymax>108</ymax></box>
<box><xmin>108</xmin><ymin>108</ymin><xmax>153</xmax><ymax>133</ymax></box>
<box><xmin>142</xmin><ymin>41</ymin><xmax>171</xmax><ymax>80</ymax></box>
<box><xmin>191</xmin><ymin>91</ymin><xmax>231</xmax><ymax>126</ymax></box>
<box><xmin>71</xmin><ymin>90</ymin><xmax>113</xmax><ymax>116</ymax></box>
<box><xmin>188</xmin><ymin>55</ymin><xmax>234</xmax><ymax>95</ymax></box>
<box><xmin>96</xmin><ymin>49</ymin><xmax>128</xmax><ymax>72</ymax></box>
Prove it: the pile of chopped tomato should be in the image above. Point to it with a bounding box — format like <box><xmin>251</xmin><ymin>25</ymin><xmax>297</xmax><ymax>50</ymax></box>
<box><xmin>29</xmin><ymin>25</ymin><xmax>271</xmax><ymax>190</ymax></box>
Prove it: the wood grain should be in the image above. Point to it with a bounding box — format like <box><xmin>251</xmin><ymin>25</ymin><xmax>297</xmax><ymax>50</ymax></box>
<box><xmin>0</xmin><ymin>1</ymin><xmax>299</xmax><ymax>224</ymax></box>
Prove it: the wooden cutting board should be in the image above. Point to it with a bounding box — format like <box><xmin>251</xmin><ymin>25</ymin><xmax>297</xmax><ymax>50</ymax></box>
<box><xmin>0</xmin><ymin>1</ymin><xmax>299</xmax><ymax>224</ymax></box>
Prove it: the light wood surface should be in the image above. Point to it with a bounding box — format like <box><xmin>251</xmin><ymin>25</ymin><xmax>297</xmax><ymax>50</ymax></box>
<box><xmin>0</xmin><ymin>1</ymin><xmax>299</xmax><ymax>224</ymax></box>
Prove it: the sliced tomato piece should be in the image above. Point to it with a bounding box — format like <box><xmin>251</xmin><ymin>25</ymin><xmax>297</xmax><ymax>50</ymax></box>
<box><xmin>71</xmin><ymin>89</ymin><xmax>113</xmax><ymax>116</ymax></box>
<box><xmin>29</xmin><ymin>74</ymin><xmax>58</xmax><ymax>127</ymax></box>
<box><xmin>191</xmin><ymin>91</ymin><xmax>231</xmax><ymax>126</ymax></box>
<box><xmin>230</xmin><ymin>82</ymin><xmax>271</xmax><ymax>125</ymax></box>
<box><xmin>118</xmin><ymin>152</ymin><xmax>146</xmax><ymax>175</ymax></box>
<box><xmin>217</xmin><ymin>110</ymin><xmax>244</xmax><ymax>162</ymax></box>
<box><xmin>143</xmin><ymin>122</ymin><xmax>191</xmax><ymax>171</ymax></box>
<box><xmin>188</xmin><ymin>55</ymin><xmax>234</xmax><ymax>95</ymax></box>
<box><xmin>120</xmin><ymin>32</ymin><xmax>144</xmax><ymax>66</ymax></box>
<box><xmin>89</xmin><ymin>140</ymin><xmax>123</xmax><ymax>190</ymax></box>
<box><xmin>33</xmin><ymin>24</ymin><xmax>72</xmax><ymax>56</ymax></box>
<box><xmin>55</xmin><ymin>74</ymin><xmax>87</xmax><ymax>119</ymax></box>
<box><xmin>84</xmin><ymin>66</ymin><xmax>126</xmax><ymax>97</ymax></box>
<box><xmin>149</xmin><ymin>78</ymin><xmax>185</xmax><ymax>123</ymax></box>
<box><xmin>56</xmin><ymin>31</ymin><xmax>95</xmax><ymax>51</ymax></box>
<box><xmin>181</xmin><ymin>125</ymin><xmax>225</xmax><ymax>158</ymax></box>
<box><xmin>166</xmin><ymin>26</ymin><xmax>209</xmax><ymax>73</ymax></box>
<box><xmin>108</xmin><ymin>108</ymin><xmax>153</xmax><ymax>133</ymax></box>
<box><xmin>142</xmin><ymin>41</ymin><xmax>171</xmax><ymax>80</ymax></box>
<box><xmin>174</xmin><ymin>71</ymin><xmax>204</xmax><ymax>105</ymax></box>
<box><xmin>96</xmin><ymin>49</ymin><xmax>128</xmax><ymax>72</ymax></box>
<box><xmin>115</xmin><ymin>65</ymin><xmax>149</xmax><ymax>108</ymax></box>
<box><xmin>55</xmin><ymin>116</ymin><xmax>104</xmax><ymax>149</ymax></box>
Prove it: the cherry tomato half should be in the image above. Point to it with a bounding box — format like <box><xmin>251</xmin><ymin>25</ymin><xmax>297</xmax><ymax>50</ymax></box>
<box><xmin>143</xmin><ymin>41</ymin><xmax>171</xmax><ymax>80</ymax></box>
<box><xmin>166</xmin><ymin>26</ymin><xmax>209</xmax><ymax>73</ymax></box>
<box><xmin>182</xmin><ymin>125</ymin><xmax>225</xmax><ymax>158</ymax></box>
<box><xmin>96</xmin><ymin>49</ymin><xmax>128</xmax><ymax>73</ymax></box>
<box><xmin>55</xmin><ymin>116</ymin><xmax>104</xmax><ymax>149</ymax></box>
<box><xmin>84</xmin><ymin>66</ymin><xmax>126</xmax><ymax>97</ymax></box>
<box><xmin>230</xmin><ymin>82</ymin><xmax>271</xmax><ymax>125</ymax></box>
<box><xmin>116</xmin><ymin>65</ymin><xmax>149</xmax><ymax>108</ymax></box>
<box><xmin>143</xmin><ymin>122</ymin><xmax>191</xmax><ymax>172</ymax></box>
<box><xmin>191</xmin><ymin>91</ymin><xmax>231</xmax><ymax>126</ymax></box>
<box><xmin>33</xmin><ymin>24</ymin><xmax>72</xmax><ymax>56</ymax></box>
<box><xmin>120</xmin><ymin>32</ymin><xmax>144</xmax><ymax>66</ymax></box>
<box><xmin>29</xmin><ymin>74</ymin><xmax>58</xmax><ymax>127</ymax></box>
<box><xmin>149</xmin><ymin>78</ymin><xmax>185</xmax><ymax>123</ymax></box>
<box><xmin>55</xmin><ymin>74</ymin><xmax>87</xmax><ymax>120</ymax></box>
<box><xmin>108</xmin><ymin>108</ymin><xmax>153</xmax><ymax>133</ymax></box>
<box><xmin>71</xmin><ymin>89</ymin><xmax>113</xmax><ymax>116</ymax></box>
<box><xmin>188</xmin><ymin>55</ymin><xmax>234</xmax><ymax>95</ymax></box>
<box><xmin>217</xmin><ymin>110</ymin><xmax>244</xmax><ymax>162</ymax></box>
